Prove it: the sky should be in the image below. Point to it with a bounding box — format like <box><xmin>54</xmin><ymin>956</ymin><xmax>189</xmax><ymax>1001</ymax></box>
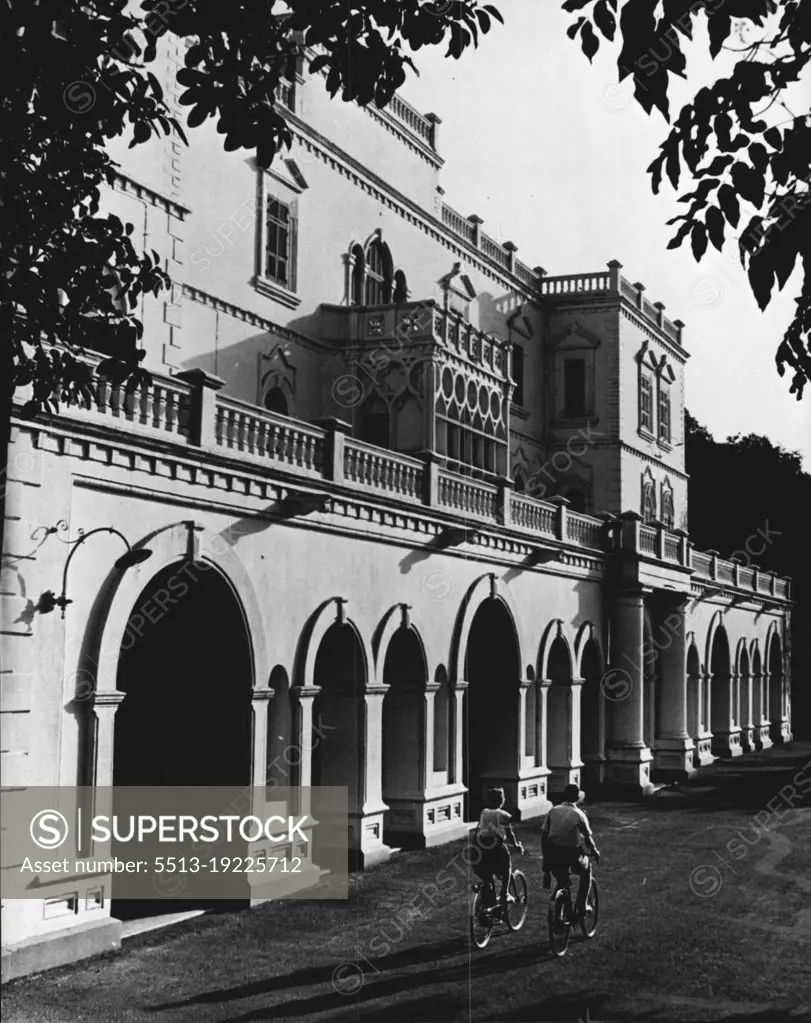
<box><xmin>398</xmin><ymin>1</ymin><xmax>811</xmax><ymax>468</ymax></box>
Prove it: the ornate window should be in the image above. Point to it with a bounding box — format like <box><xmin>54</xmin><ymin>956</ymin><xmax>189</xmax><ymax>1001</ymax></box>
<box><xmin>349</xmin><ymin>234</ymin><xmax>398</xmax><ymax>306</ymax></box>
<box><xmin>639</xmin><ymin>374</ymin><xmax>653</xmax><ymax>432</ymax></box>
<box><xmin>263</xmin><ymin>386</ymin><xmax>288</xmax><ymax>416</ymax></box>
<box><xmin>661</xmin><ymin>481</ymin><xmax>675</xmax><ymax>529</ymax></box>
<box><xmin>641</xmin><ymin>471</ymin><xmax>657</xmax><ymax>523</ymax></box>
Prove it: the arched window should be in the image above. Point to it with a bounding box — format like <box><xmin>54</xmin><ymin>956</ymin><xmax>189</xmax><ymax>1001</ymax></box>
<box><xmin>566</xmin><ymin>487</ymin><xmax>587</xmax><ymax>514</ymax></box>
<box><xmin>661</xmin><ymin>487</ymin><xmax>675</xmax><ymax>530</ymax></box>
<box><xmin>349</xmin><ymin>236</ymin><xmax>395</xmax><ymax>306</ymax></box>
<box><xmin>642</xmin><ymin>479</ymin><xmax>657</xmax><ymax>523</ymax></box>
<box><xmin>350</xmin><ymin>245</ymin><xmax>364</xmax><ymax>306</ymax></box>
<box><xmin>358</xmin><ymin>395</ymin><xmax>390</xmax><ymax>448</ymax></box>
<box><xmin>365</xmin><ymin>239</ymin><xmax>391</xmax><ymax>305</ymax></box>
<box><xmin>263</xmin><ymin>386</ymin><xmax>288</xmax><ymax>416</ymax></box>
<box><xmin>392</xmin><ymin>269</ymin><xmax>409</xmax><ymax>304</ymax></box>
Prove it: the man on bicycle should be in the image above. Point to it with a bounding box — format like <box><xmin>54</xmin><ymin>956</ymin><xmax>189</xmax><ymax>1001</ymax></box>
<box><xmin>541</xmin><ymin>783</ymin><xmax>600</xmax><ymax>921</ymax></box>
<box><xmin>473</xmin><ymin>787</ymin><xmax>524</xmax><ymax>907</ymax></box>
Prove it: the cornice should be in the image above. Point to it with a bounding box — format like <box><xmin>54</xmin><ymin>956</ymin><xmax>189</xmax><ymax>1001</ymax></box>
<box><xmin>282</xmin><ymin>113</ymin><xmax>539</xmax><ymax>302</ymax></box>
<box><xmin>180</xmin><ymin>284</ymin><xmax>329</xmax><ymax>353</ymax></box>
<box><xmin>363</xmin><ymin>104</ymin><xmax>444</xmax><ymax>170</ymax></box>
<box><xmin>15</xmin><ymin>415</ymin><xmax>606</xmax><ymax>582</ymax></box>
<box><xmin>111</xmin><ymin>171</ymin><xmax>191</xmax><ymax>220</ymax></box>
<box><xmin>620</xmin><ymin>441</ymin><xmax>688</xmax><ymax>481</ymax></box>
<box><xmin>620</xmin><ymin>303</ymin><xmax>689</xmax><ymax>365</ymax></box>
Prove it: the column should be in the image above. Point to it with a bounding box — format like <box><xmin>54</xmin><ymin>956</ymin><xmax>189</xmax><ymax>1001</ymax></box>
<box><xmin>693</xmin><ymin>672</ymin><xmax>714</xmax><ymax>766</ymax></box>
<box><xmin>450</xmin><ymin>680</ymin><xmax>468</xmax><ymax>787</ymax></box>
<box><xmin>653</xmin><ymin>600</ymin><xmax>696</xmax><ymax>779</ymax></box>
<box><xmin>290</xmin><ymin>685</ymin><xmax>318</xmax><ymax>817</ymax></box>
<box><xmin>605</xmin><ymin>589</ymin><xmax>654</xmax><ymax>795</ymax></box>
<box><xmin>757</xmin><ymin>672</ymin><xmax>773</xmax><ymax>749</ymax></box>
<box><xmin>546</xmin><ymin>679</ymin><xmax>583</xmax><ymax>794</ymax></box>
<box><xmin>739</xmin><ymin>671</ymin><xmax>755</xmax><ymax>752</ymax></box>
<box><xmin>356</xmin><ymin>685</ymin><xmax>391</xmax><ymax>868</ymax></box>
<box><xmin>711</xmin><ymin>671</ymin><xmax>743</xmax><ymax>757</ymax></box>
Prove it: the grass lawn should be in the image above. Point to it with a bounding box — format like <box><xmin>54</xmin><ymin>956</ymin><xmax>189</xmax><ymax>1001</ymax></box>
<box><xmin>4</xmin><ymin>742</ymin><xmax>811</xmax><ymax>1023</ymax></box>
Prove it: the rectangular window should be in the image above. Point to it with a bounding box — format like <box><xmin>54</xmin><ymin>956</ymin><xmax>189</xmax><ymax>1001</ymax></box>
<box><xmin>658</xmin><ymin>388</ymin><xmax>671</xmax><ymax>443</ymax></box>
<box><xmin>512</xmin><ymin>343</ymin><xmax>525</xmax><ymax>406</ymax></box>
<box><xmin>639</xmin><ymin>374</ymin><xmax>653</xmax><ymax>432</ymax></box>
<box><xmin>563</xmin><ymin>359</ymin><xmax>586</xmax><ymax>418</ymax></box>
<box><xmin>264</xmin><ymin>197</ymin><xmax>297</xmax><ymax>290</ymax></box>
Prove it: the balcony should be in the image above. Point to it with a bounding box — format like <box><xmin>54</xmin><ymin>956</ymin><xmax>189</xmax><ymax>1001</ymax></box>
<box><xmin>10</xmin><ymin>368</ymin><xmax>791</xmax><ymax>600</ymax></box>
<box><xmin>315</xmin><ymin>300</ymin><xmax>511</xmax><ymax>383</ymax></box>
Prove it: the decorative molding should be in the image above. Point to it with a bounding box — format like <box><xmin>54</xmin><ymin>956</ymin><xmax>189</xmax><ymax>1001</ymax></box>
<box><xmin>283</xmin><ymin>115</ymin><xmax>539</xmax><ymax>301</ymax></box>
<box><xmin>12</xmin><ymin>415</ymin><xmax>611</xmax><ymax>583</ymax></box>
<box><xmin>620</xmin><ymin>441</ymin><xmax>688</xmax><ymax>481</ymax></box>
<box><xmin>180</xmin><ymin>284</ymin><xmax>326</xmax><ymax>352</ymax></box>
<box><xmin>253</xmin><ymin>275</ymin><xmax>303</xmax><ymax>310</ymax></box>
<box><xmin>111</xmin><ymin>171</ymin><xmax>191</xmax><ymax>220</ymax></box>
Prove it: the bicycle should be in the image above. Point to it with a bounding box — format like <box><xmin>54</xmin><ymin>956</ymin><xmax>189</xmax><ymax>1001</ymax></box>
<box><xmin>470</xmin><ymin>859</ymin><xmax>529</xmax><ymax>950</ymax></box>
<box><xmin>547</xmin><ymin>855</ymin><xmax>599</xmax><ymax>957</ymax></box>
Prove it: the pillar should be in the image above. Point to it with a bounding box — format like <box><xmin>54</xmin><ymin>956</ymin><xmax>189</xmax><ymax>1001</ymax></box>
<box><xmin>711</xmin><ymin>671</ymin><xmax>743</xmax><ymax>757</ymax></box>
<box><xmin>739</xmin><ymin>671</ymin><xmax>755</xmax><ymax>752</ymax></box>
<box><xmin>756</xmin><ymin>672</ymin><xmax>773</xmax><ymax>749</ymax></box>
<box><xmin>693</xmin><ymin>673</ymin><xmax>714</xmax><ymax>766</ymax></box>
<box><xmin>450</xmin><ymin>680</ymin><xmax>468</xmax><ymax>786</ymax></box>
<box><xmin>653</xmin><ymin>600</ymin><xmax>696</xmax><ymax>780</ymax></box>
<box><xmin>605</xmin><ymin>589</ymin><xmax>654</xmax><ymax>794</ymax></box>
<box><xmin>547</xmin><ymin>679</ymin><xmax>584</xmax><ymax>795</ymax></box>
<box><xmin>355</xmin><ymin>685</ymin><xmax>391</xmax><ymax>867</ymax></box>
<box><xmin>290</xmin><ymin>685</ymin><xmax>318</xmax><ymax>817</ymax></box>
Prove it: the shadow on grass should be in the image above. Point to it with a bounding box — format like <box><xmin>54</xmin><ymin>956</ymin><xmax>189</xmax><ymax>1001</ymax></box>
<box><xmin>150</xmin><ymin>935</ymin><xmax>560</xmax><ymax>1021</ymax></box>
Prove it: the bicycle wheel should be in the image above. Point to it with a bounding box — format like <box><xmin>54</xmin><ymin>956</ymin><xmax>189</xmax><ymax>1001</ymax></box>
<box><xmin>548</xmin><ymin>890</ymin><xmax>570</xmax><ymax>957</ymax></box>
<box><xmin>580</xmin><ymin>877</ymin><xmax>599</xmax><ymax>939</ymax></box>
<box><xmin>505</xmin><ymin>870</ymin><xmax>528</xmax><ymax>931</ymax></box>
<box><xmin>470</xmin><ymin>889</ymin><xmax>493</xmax><ymax>949</ymax></box>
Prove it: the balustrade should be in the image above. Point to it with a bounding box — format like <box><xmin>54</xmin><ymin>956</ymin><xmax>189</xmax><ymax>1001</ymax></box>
<box><xmin>215</xmin><ymin>397</ymin><xmax>324</xmax><ymax>473</ymax></box>
<box><xmin>344</xmin><ymin>439</ymin><xmax>424</xmax><ymax>501</ymax></box>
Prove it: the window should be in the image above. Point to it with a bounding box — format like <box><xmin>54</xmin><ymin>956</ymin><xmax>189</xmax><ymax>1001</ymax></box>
<box><xmin>512</xmin><ymin>343</ymin><xmax>525</xmax><ymax>406</ymax></box>
<box><xmin>642</xmin><ymin>479</ymin><xmax>657</xmax><ymax>523</ymax></box>
<box><xmin>264</xmin><ymin>197</ymin><xmax>297</xmax><ymax>290</ymax></box>
<box><xmin>563</xmin><ymin>359</ymin><xmax>586</xmax><ymax>418</ymax></box>
<box><xmin>392</xmin><ymin>270</ymin><xmax>409</xmax><ymax>304</ymax></box>
<box><xmin>662</xmin><ymin>488</ymin><xmax>675</xmax><ymax>530</ymax></box>
<box><xmin>349</xmin><ymin>236</ymin><xmax>397</xmax><ymax>306</ymax></box>
<box><xmin>263</xmin><ymin>386</ymin><xmax>288</xmax><ymax>416</ymax></box>
<box><xmin>639</xmin><ymin>374</ymin><xmax>653</xmax><ymax>432</ymax></box>
<box><xmin>358</xmin><ymin>396</ymin><xmax>390</xmax><ymax>448</ymax></box>
<box><xmin>565</xmin><ymin>487</ymin><xmax>587</xmax><ymax>514</ymax></box>
<box><xmin>658</xmin><ymin>388</ymin><xmax>671</xmax><ymax>444</ymax></box>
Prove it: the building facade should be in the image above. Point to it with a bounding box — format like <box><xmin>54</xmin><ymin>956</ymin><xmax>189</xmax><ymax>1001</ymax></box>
<box><xmin>1</xmin><ymin>41</ymin><xmax>793</xmax><ymax>980</ymax></box>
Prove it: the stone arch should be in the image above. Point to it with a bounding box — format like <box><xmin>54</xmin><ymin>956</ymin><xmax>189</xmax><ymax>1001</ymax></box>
<box><xmin>708</xmin><ymin>617</ymin><xmax>736</xmax><ymax>756</ymax></box>
<box><xmin>573</xmin><ymin>620</ymin><xmax>604</xmax><ymax>676</ymax></box>
<box><xmin>736</xmin><ymin>639</ymin><xmax>753</xmax><ymax>750</ymax></box>
<box><xmin>686</xmin><ymin>633</ymin><xmax>703</xmax><ymax>742</ymax></box>
<box><xmin>373</xmin><ymin>602</ymin><xmax>429</xmax><ymax>681</ymax></box>
<box><xmin>83</xmin><ymin>520</ymin><xmax>270</xmax><ymax>700</ymax></box>
<box><xmin>537</xmin><ymin>619</ymin><xmax>576</xmax><ymax>682</ymax></box>
<box><xmin>459</xmin><ymin>581</ymin><xmax>522</xmax><ymax>816</ymax></box>
<box><xmin>576</xmin><ymin>623</ymin><xmax>604</xmax><ymax>792</ymax></box>
<box><xmin>295</xmin><ymin>597</ymin><xmax>375</xmax><ymax>691</ymax></box>
<box><xmin>766</xmin><ymin>624</ymin><xmax>785</xmax><ymax>743</ymax></box>
<box><xmin>449</xmin><ymin>574</ymin><xmax>522</xmax><ymax>683</ymax></box>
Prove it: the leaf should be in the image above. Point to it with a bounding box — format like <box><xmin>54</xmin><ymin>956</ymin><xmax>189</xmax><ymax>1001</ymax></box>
<box><xmin>706</xmin><ymin>205</ymin><xmax>725</xmax><ymax>251</ymax></box>
<box><xmin>748</xmin><ymin>252</ymin><xmax>775</xmax><ymax>310</ymax></box>
<box><xmin>691</xmin><ymin>222</ymin><xmax>708</xmax><ymax>261</ymax></box>
<box><xmin>707</xmin><ymin>13</ymin><xmax>731</xmax><ymax>58</ymax></box>
<box><xmin>593</xmin><ymin>0</ymin><xmax>616</xmax><ymax>40</ymax></box>
<box><xmin>567</xmin><ymin>16</ymin><xmax>585</xmax><ymax>40</ymax></box>
<box><xmin>483</xmin><ymin>5</ymin><xmax>504</xmax><ymax>24</ymax></box>
<box><xmin>718</xmin><ymin>183</ymin><xmax>740</xmax><ymax>228</ymax></box>
<box><xmin>749</xmin><ymin>142</ymin><xmax>768</xmax><ymax>174</ymax></box>
<box><xmin>580</xmin><ymin>21</ymin><xmax>599</xmax><ymax>62</ymax></box>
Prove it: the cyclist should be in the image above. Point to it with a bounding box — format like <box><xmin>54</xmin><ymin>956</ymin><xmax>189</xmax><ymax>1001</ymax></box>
<box><xmin>473</xmin><ymin>787</ymin><xmax>524</xmax><ymax>907</ymax></box>
<box><xmin>541</xmin><ymin>783</ymin><xmax>600</xmax><ymax>922</ymax></box>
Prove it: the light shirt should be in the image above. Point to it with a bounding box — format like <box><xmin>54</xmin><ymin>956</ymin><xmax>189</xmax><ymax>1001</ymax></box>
<box><xmin>477</xmin><ymin>807</ymin><xmax>511</xmax><ymax>841</ymax></box>
<box><xmin>541</xmin><ymin>802</ymin><xmax>594</xmax><ymax>851</ymax></box>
